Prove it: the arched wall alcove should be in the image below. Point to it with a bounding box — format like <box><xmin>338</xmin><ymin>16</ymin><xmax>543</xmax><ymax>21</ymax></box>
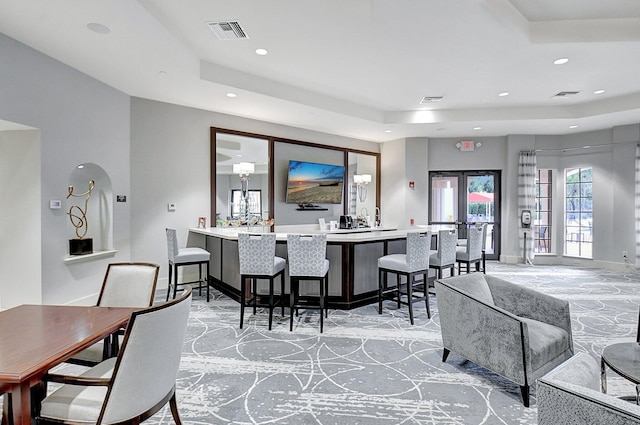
<box><xmin>66</xmin><ymin>163</ymin><xmax>113</xmax><ymax>254</ymax></box>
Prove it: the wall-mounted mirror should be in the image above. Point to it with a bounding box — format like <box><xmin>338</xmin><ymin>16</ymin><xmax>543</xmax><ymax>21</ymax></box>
<box><xmin>348</xmin><ymin>151</ymin><xmax>378</xmax><ymax>224</ymax></box>
<box><xmin>214</xmin><ymin>131</ymin><xmax>269</xmax><ymax>224</ymax></box>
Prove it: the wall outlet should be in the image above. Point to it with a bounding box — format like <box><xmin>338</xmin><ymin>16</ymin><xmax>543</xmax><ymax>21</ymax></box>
<box><xmin>168</xmin><ymin>203</ymin><xmax>176</xmax><ymax>212</ymax></box>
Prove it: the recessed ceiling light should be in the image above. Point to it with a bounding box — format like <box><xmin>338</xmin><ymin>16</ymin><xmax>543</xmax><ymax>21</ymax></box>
<box><xmin>87</xmin><ymin>22</ymin><xmax>111</xmax><ymax>34</ymax></box>
<box><xmin>498</xmin><ymin>92</ymin><xmax>510</xmax><ymax>97</ymax></box>
<box><xmin>553</xmin><ymin>57</ymin><xmax>569</xmax><ymax>65</ymax></box>
<box><xmin>473</xmin><ymin>126</ymin><xmax>482</xmax><ymax>130</ymax></box>
<box><xmin>226</xmin><ymin>92</ymin><xmax>237</xmax><ymax>98</ymax></box>
<box><xmin>569</xmin><ymin>125</ymin><xmax>579</xmax><ymax>129</ymax></box>
<box><xmin>255</xmin><ymin>48</ymin><xmax>268</xmax><ymax>56</ymax></box>
<box><xmin>594</xmin><ymin>89</ymin><xmax>605</xmax><ymax>95</ymax></box>
<box><xmin>384</xmin><ymin>129</ymin><xmax>392</xmax><ymax>133</ymax></box>
<box><xmin>77</xmin><ymin>164</ymin><xmax>84</xmax><ymax>169</ymax></box>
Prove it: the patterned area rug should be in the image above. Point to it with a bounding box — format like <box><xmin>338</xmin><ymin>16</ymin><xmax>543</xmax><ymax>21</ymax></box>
<box><xmin>4</xmin><ymin>263</ymin><xmax>639</xmax><ymax>424</ymax></box>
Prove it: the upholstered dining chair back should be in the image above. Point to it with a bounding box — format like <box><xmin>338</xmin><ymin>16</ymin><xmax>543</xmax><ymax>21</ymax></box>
<box><xmin>405</xmin><ymin>231</ymin><xmax>431</xmax><ymax>272</ymax></box>
<box><xmin>465</xmin><ymin>225</ymin><xmax>484</xmax><ymax>261</ymax></box>
<box><xmin>97</xmin><ymin>262</ymin><xmax>159</xmax><ymax>308</ymax></box>
<box><xmin>238</xmin><ymin>233</ymin><xmax>278</xmax><ymax>275</ymax></box>
<box><xmin>287</xmin><ymin>234</ymin><xmax>328</xmax><ymax>277</ymax></box>
<box><xmin>99</xmin><ymin>288</ymin><xmax>192</xmax><ymax>424</ymax></box>
<box><xmin>436</xmin><ymin>229</ymin><xmax>457</xmax><ymax>266</ymax></box>
<box><xmin>166</xmin><ymin>228</ymin><xmax>180</xmax><ymax>263</ymax></box>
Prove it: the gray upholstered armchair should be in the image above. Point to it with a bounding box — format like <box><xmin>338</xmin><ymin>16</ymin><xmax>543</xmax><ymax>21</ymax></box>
<box><xmin>435</xmin><ymin>273</ymin><xmax>574</xmax><ymax>407</ymax></box>
<box><xmin>538</xmin><ymin>352</ymin><xmax>640</xmax><ymax>424</ymax></box>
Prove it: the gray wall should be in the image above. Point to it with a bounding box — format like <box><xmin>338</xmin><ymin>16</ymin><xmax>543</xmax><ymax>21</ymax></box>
<box><xmin>385</xmin><ymin>129</ymin><xmax>639</xmax><ymax>268</ymax></box>
<box><xmin>0</xmin><ymin>33</ymin><xmax>131</xmax><ymax>306</ymax></box>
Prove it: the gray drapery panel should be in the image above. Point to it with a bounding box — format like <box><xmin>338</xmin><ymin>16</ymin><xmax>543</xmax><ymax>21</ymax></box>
<box><xmin>518</xmin><ymin>150</ymin><xmax>537</xmax><ymax>264</ymax></box>
<box><xmin>636</xmin><ymin>144</ymin><xmax>640</xmax><ymax>269</ymax></box>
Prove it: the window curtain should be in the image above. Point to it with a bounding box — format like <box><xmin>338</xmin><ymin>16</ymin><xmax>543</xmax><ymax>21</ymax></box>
<box><xmin>518</xmin><ymin>150</ymin><xmax>537</xmax><ymax>264</ymax></box>
<box><xmin>636</xmin><ymin>143</ymin><xmax>640</xmax><ymax>269</ymax></box>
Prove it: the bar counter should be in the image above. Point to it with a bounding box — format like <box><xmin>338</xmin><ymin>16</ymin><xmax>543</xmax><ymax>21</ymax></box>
<box><xmin>189</xmin><ymin>225</ymin><xmax>416</xmax><ymax>310</ymax></box>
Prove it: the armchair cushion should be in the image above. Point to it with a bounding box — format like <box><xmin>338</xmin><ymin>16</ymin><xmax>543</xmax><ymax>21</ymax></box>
<box><xmin>40</xmin><ymin>358</ymin><xmax>116</xmax><ymax>422</ymax></box>
<box><xmin>538</xmin><ymin>352</ymin><xmax>640</xmax><ymax>424</ymax></box>
<box><xmin>521</xmin><ymin>317</ymin><xmax>571</xmax><ymax>372</ymax></box>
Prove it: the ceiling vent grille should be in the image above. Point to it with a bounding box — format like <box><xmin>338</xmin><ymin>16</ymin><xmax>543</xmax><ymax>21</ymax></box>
<box><xmin>553</xmin><ymin>91</ymin><xmax>580</xmax><ymax>98</ymax></box>
<box><xmin>208</xmin><ymin>21</ymin><xmax>249</xmax><ymax>40</ymax></box>
<box><xmin>420</xmin><ymin>96</ymin><xmax>444</xmax><ymax>104</ymax></box>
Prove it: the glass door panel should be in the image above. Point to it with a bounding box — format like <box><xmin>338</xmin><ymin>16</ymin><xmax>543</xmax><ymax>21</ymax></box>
<box><xmin>430</xmin><ymin>171</ymin><xmax>500</xmax><ymax>260</ymax></box>
<box><xmin>430</xmin><ymin>175</ymin><xmax>458</xmax><ymax>224</ymax></box>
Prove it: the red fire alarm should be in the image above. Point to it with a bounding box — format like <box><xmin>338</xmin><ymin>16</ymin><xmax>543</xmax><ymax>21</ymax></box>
<box><xmin>409</xmin><ymin>181</ymin><xmax>415</xmax><ymax>189</ymax></box>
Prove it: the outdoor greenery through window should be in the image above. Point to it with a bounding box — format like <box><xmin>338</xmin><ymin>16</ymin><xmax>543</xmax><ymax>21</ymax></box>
<box><xmin>535</xmin><ymin>170</ymin><xmax>552</xmax><ymax>253</ymax></box>
<box><xmin>565</xmin><ymin>167</ymin><xmax>592</xmax><ymax>258</ymax></box>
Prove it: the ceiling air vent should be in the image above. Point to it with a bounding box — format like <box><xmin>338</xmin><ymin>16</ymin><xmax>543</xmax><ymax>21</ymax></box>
<box><xmin>207</xmin><ymin>21</ymin><xmax>249</xmax><ymax>40</ymax></box>
<box><xmin>420</xmin><ymin>96</ymin><xmax>443</xmax><ymax>104</ymax></box>
<box><xmin>553</xmin><ymin>91</ymin><xmax>580</xmax><ymax>98</ymax></box>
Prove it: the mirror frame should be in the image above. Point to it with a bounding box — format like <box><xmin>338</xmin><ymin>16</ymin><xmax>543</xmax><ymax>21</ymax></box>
<box><xmin>211</xmin><ymin>127</ymin><xmax>380</xmax><ymax>225</ymax></box>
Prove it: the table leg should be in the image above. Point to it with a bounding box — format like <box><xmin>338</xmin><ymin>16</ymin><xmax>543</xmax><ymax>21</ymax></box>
<box><xmin>636</xmin><ymin>384</ymin><xmax>640</xmax><ymax>405</ymax></box>
<box><xmin>10</xmin><ymin>384</ymin><xmax>31</xmax><ymax>425</ymax></box>
<box><xmin>601</xmin><ymin>357</ymin><xmax>608</xmax><ymax>394</ymax></box>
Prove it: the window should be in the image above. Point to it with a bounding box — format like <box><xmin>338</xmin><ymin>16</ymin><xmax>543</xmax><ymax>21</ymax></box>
<box><xmin>565</xmin><ymin>167</ymin><xmax>592</xmax><ymax>258</ymax></box>
<box><xmin>230</xmin><ymin>189</ymin><xmax>262</xmax><ymax>218</ymax></box>
<box><xmin>534</xmin><ymin>169</ymin><xmax>552</xmax><ymax>253</ymax></box>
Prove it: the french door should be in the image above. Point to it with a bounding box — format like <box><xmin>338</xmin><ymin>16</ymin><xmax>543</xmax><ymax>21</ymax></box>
<box><xmin>429</xmin><ymin>170</ymin><xmax>501</xmax><ymax>260</ymax></box>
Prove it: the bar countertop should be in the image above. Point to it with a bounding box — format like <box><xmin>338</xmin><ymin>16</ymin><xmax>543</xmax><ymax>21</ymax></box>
<box><xmin>189</xmin><ymin>225</ymin><xmax>420</xmax><ymax>243</ymax></box>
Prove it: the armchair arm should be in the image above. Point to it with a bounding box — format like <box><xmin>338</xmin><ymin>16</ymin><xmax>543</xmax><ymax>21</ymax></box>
<box><xmin>538</xmin><ymin>354</ymin><xmax>640</xmax><ymax>424</ymax></box>
<box><xmin>435</xmin><ymin>280</ymin><xmax>530</xmax><ymax>386</ymax></box>
<box><xmin>486</xmin><ymin>275</ymin><xmax>573</xmax><ymax>347</ymax></box>
<box><xmin>43</xmin><ymin>373</ymin><xmax>111</xmax><ymax>387</ymax></box>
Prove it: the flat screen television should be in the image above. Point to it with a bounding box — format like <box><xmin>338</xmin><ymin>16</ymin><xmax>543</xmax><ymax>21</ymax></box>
<box><xmin>285</xmin><ymin>160</ymin><xmax>345</xmax><ymax>205</ymax></box>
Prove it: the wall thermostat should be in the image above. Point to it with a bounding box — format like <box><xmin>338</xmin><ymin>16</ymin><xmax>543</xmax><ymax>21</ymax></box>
<box><xmin>49</xmin><ymin>200</ymin><xmax>61</xmax><ymax>209</ymax></box>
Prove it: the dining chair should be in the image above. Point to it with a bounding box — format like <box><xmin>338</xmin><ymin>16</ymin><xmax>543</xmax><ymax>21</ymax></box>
<box><xmin>456</xmin><ymin>225</ymin><xmax>484</xmax><ymax>273</ymax></box>
<box><xmin>35</xmin><ymin>288</ymin><xmax>192</xmax><ymax>425</ymax></box>
<box><xmin>166</xmin><ymin>228</ymin><xmax>210</xmax><ymax>301</ymax></box>
<box><xmin>378</xmin><ymin>231</ymin><xmax>431</xmax><ymax>325</ymax></box>
<box><xmin>287</xmin><ymin>234</ymin><xmax>330</xmax><ymax>333</ymax></box>
<box><xmin>67</xmin><ymin>262</ymin><xmax>159</xmax><ymax>367</ymax></box>
<box><xmin>238</xmin><ymin>232</ymin><xmax>286</xmax><ymax>330</ymax></box>
<box><xmin>429</xmin><ymin>229</ymin><xmax>457</xmax><ymax>279</ymax></box>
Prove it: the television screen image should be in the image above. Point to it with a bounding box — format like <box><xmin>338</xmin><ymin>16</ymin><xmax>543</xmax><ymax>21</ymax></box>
<box><xmin>285</xmin><ymin>160</ymin><xmax>345</xmax><ymax>204</ymax></box>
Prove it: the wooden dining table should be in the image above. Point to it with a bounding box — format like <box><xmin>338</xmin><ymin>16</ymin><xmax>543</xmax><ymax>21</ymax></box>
<box><xmin>0</xmin><ymin>304</ymin><xmax>138</xmax><ymax>425</ymax></box>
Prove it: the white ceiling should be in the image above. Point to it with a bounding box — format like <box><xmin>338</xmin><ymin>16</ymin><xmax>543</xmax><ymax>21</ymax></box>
<box><xmin>2</xmin><ymin>0</ymin><xmax>640</xmax><ymax>142</ymax></box>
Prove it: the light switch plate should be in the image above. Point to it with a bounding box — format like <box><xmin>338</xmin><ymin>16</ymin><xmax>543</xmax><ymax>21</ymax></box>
<box><xmin>168</xmin><ymin>203</ymin><xmax>176</xmax><ymax>212</ymax></box>
<box><xmin>49</xmin><ymin>200</ymin><xmax>62</xmax><ymax>209</ymax></box>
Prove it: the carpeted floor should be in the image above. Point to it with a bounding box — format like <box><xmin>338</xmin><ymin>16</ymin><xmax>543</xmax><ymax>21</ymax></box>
<box><xmin>154</xmin><ymin>263</ymin><xmax>640</xmax><ymax>424</ymax></box>
<box><xmin>4</xmin><ymin>263</ymin><xmax>640</xmax><ymax>424</ymax></box>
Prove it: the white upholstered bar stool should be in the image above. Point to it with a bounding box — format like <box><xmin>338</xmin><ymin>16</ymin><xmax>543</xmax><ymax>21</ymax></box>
<box><xmin>238</xmin><ymin>232</ymin><xmax>286</xmax><ymax>330</ymax></box>
<box><xmin>287</xmin><ymin>234</ymin><xmax>330</xmax><ymax>333</ymax></box>
<box><xmin>429</xmin><ymin>229</ymin><xmax>457</xmax><ymax>279</ymax></box>
<box><xmin>456</xmin><ymin>224</ymin><xmax>484</xmax><ymax>273</ymax></box>
<box><xmin>378</xmin><ymin>231</ymin><xmax>431</xmax><ymax>325</ymax></box>
<box><xmin>166</xmin><ymin>228</ymin><xmax>210</xmax><ymax>301</ymax></box>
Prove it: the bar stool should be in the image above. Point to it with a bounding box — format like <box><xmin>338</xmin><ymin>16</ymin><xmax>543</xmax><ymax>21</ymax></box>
<box><xmin>429</xmin><ymin>229</ymin><xmax>457</xmax><ymax>279</ymax></box>
<box><xmin>378</xmin><ymin>231</ymin><xmax>431</xmax><ymax>325</ymax></box>
<box><xmin>456</xmin><ymin>225</ymin><xmax>484</xmax><ymax>273</ymax></box>
<box><xmin>287</xmin><ymin>234</ymin><xmax>330</xmax><ymax>333</ymax></box>
<box><xmin>166</xmin><ymin>228</ymin><xmax>210</xmax><ymax>301</ymax></box>
<box><xmin>238</xmin><ymin>232</ymin><xmax>286</xmax><ymax>330</ymax></box>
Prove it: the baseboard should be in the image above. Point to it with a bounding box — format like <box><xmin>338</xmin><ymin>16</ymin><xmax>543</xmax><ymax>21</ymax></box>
<box><xmin>499</xmin><ymin>254</ymin><xmax>634</xmax><ymax>272</ymax></box>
